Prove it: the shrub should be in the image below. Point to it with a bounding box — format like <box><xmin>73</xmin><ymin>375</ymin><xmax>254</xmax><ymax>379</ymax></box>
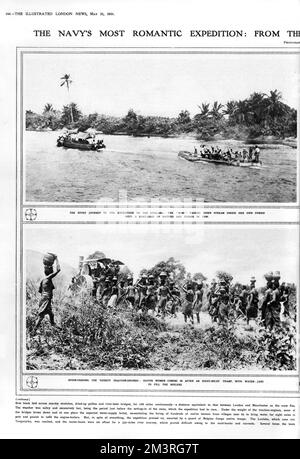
<box><xmin>27</xmin><ymin>292</ymin><xmax>159</xmax><ymax>370</ymax></box>
<box><xmin>26</xmin><ymin>282</ymin><xmax>297</xmax><ymax>371</ymax></box>
<box><xmin>257</xmin><ymin>323</ymin><xmax>296</xmax><ymax>370</ymax></box>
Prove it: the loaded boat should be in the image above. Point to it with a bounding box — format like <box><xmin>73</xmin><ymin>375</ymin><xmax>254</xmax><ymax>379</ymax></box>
<box><xmin>178</xmin><ymin>150</ymin><xmax>262</xmax><ymax>169</ymax></box>
<box><xmin>57</xmin><ymin>131</ymin><xmax>106</xmax><ymax>151</ymax></box>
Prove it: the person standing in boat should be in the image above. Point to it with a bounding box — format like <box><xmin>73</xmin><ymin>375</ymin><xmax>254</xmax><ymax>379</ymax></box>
<box><xmin>248</xmin><ymin>147</ymin><xmax>253</xmax><ymax>161</ymax></box>
<box><xmin>254</xmin><ymin>145</ymin><xmax>260</xmax><ymax>163</ymax></box>
<box><xmin>228</xmin><ymin>149</ymin><xmax>234</xmax><ymax>161</ymax></box>
<box><xmin>199</xmin><ymin>145</ymin><xmax>205</xmax><ymax>157</ymax></box>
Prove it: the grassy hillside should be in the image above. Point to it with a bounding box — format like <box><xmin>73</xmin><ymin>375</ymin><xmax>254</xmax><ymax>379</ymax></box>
<box><xmin>26</xmin><ymin>283</ymin><xmax>296</xmax><ymax>372</ymax></box>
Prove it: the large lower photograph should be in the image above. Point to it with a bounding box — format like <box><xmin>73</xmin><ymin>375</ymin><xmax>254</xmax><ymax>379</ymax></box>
<box><xmin>22</xmin><ymin>50</ymin><xmax>298</xmax><ymax>203</ymax></box>
<box><xmin>23</xmin><ymin>224</ymin><xmax>298</xmax><ymax>374</ymax></box>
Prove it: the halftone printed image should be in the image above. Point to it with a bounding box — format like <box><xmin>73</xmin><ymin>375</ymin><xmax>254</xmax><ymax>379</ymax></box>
<box><xmin>23</xmin><ymin>52</ymin><xmax>298</xmax><ymax>203</ymax></box>
<box><xmin>24</xmin><ymin>224</ymin><xmax>298</xmax><ymax>372</ymax></box>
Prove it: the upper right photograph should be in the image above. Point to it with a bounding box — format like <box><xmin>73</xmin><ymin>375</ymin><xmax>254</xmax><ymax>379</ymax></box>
<box><xmin>24</xmin><ymin>51</ymin><xmax>299</xmax><ymax>203</ymax></box>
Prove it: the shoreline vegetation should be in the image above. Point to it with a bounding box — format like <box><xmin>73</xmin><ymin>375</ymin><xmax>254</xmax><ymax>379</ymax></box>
<box><xmin>26</xmin><ymin>89</ymin><xmax>297</xmax><ymax>146</ymax></box>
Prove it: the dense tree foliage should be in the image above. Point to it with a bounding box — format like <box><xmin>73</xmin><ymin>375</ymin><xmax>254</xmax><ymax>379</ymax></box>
<box><xmin>140</xmin><ymin>257</ymin><xmax>187</xmax><ymax>283</ymax></box>
<box><xmin>26</xmin><ymin>90</ymin><xmax>297</xmax><ymax>139</ymax></box>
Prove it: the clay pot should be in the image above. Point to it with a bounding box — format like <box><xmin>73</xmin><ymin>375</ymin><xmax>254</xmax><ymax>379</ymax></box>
<box><xmin>273</xmin><ymin>271</ymin><xmax>281</xmax><ymax>281</ymax></box>
<box><xmin>264</xmin><ymin>271</ymin><xmax>273</xmax><ymax>281</ymax></box>
<box><xmin>43</xmin><ymin>252</ymin><xmax>57</xmax><ymax>267</ymax></box>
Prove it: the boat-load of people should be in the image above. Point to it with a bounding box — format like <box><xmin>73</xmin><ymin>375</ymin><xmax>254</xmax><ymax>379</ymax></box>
<box><xmin>179</xmin><ymin>144</ymin><xmax>262</xmax><ymax>168</ymax></box>
<box><xmin>57</xmin><ymin>131</ymin><xmax>106</xmax><ymax>151</ymax></box>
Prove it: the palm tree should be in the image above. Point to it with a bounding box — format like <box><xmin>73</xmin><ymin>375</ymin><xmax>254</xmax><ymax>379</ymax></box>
<box><xmin>193</xmin><ymin>103</ymin><xmax>210</xmax><ymax>130</ymax></box>
<box><xmin>210</xmin><ymin>101</ymin><xmax>223</xmax><ymax>119</ymax></box>
<box><xmin>265</xmin><ymin>89</ymin><xmax>285</xmax><ymax>122</ymax></box>
<box><xmin>41</xmin><ymin>103</ymin><xmax>61</xmax><ymax>130</ymax></box>
<box><xmin>235</xmin><ymin>100</ymin><xmax>249</xmax><ymax>124</ymax></box>
<box><xmin>197</xmin><ymin>103</ymin><xmax>210</xmax><ymax>118</ymax></box>
<box><xmin>61</xmin><ymin>103</ymin><xmax>81</xmax><ymax>126</ymax></box>
<box><xmin>43</xmin><ymin>103</ymin><xmax>53</xmax><ymax>113</ymax></box>
<box><xmin>60</xmin><ymin>74</ymin><xmax>72</xmax><ymax>91</ymax></box>
<box><xmin>60</xmin><ymin>74</ymin><xmax>74</xmax><ymax>123</ymax></box>
<box><xmin>224</xmin><ymin>100</ymin><xmax>237</xmax><ymax>115</ymax></box>
<box><xmin>247</xmin><ymin>92</ymin><xmax>267</xmax><ymax>124</ymax></box>
<box><xmin>177</xmin><ymin>110</ymin><xmax>191</xmax><ymax>125</ymax></box>
<box><xmin>223</xmin><ymin>100</ymin><xmax>238</xmax><ymax>123</ymax></box>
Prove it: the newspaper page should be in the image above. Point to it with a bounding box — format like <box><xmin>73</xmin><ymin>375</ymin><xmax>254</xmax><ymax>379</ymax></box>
<box><xmin>0</xmin><ymin>0</ymin><xmax>299</xmax><ymax>442</ymax></box>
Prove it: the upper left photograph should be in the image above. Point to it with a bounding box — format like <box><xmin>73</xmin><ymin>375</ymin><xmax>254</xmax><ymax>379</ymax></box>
<box><xmin>22</xmin><ymin>51</ymin><xmax>298</xmax><ymax>204</ymax></box>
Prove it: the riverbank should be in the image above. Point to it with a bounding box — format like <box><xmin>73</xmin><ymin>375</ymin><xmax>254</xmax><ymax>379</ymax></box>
<box><xmin>25</xmin><ymin>128</ymin><xmax>297</xmax><ymax>148</ymax></box>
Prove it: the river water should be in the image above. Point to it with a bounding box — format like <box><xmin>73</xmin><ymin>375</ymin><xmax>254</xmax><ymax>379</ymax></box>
<box><xmin>25</xmin><ymin>131</ymin><xmax>297</xmax><ymax>202</ymax></box>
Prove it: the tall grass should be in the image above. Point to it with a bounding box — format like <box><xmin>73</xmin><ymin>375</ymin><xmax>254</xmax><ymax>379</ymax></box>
<box><xmin>26</xmin><ymin>281</ymin><xmax>297</xmax><ymax>371</ymax></box>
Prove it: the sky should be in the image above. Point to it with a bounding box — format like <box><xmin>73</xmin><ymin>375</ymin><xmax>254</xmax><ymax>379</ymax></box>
<box><xmin>24</xmin><ymin>53</ymin><xmax>299</xmax><ymax>117</ymax></box>
<box><xmin>24</xmin><ymin>224</ymin><xmax>299</xmax><ymax>286</ymax></box>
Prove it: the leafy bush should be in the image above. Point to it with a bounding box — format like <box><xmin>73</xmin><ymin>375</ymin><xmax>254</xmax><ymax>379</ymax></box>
<box><xmin>26</xmin><ymin>282</ymin><xmax>297</xmax><ymax>372</ymax></box>
<box><xmin>27</xmin><ymin>292</ymin><xmax>159</xmax><ymax>370</ymax></box>
<box><xmin>151</xmin><ymin>324</ymin><xmax>260</xmax><ymax>370</ymax></box>
<box><xmin>257</xmin><ymin>323</ymin><xmax>296</xmax><ymax>370</ymax></box>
